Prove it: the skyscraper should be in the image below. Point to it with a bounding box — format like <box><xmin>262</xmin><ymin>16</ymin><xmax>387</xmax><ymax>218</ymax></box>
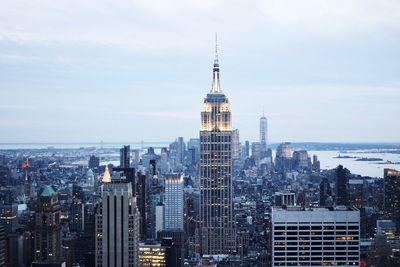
<box><xmin>320</xmin><ymin>177</ymin><xmax>333</xmax><ymax>207</ymax></box>
<box><xmin>199</xmin><ymin>43</ymin><xmax>236</xmax><ymax>255</ymax></box>
<box><xmin>164</xmin><ymin>173</ymin><xmax>184</xmax><ymax>230</ymax></box>
<box><xmin>33</xmin><ymin>186</ymin><xmax>63</xmax><ymax>265</ymax></box>
<box><xmin>275</xmin><ymin>142</ymin><xmax>292</xmax><ymax>173</ymax></box>
<box><xmin>259</xmin><ymin>113</ymin><xmax>267</xmax><ymax>153</ymax></box>
<box><xmin>336</xmin><ymin>165</ymin><xmax>349</xmax><ymax>206</ymax></box>
<box><xmin>231</xmin><ymin>129</ymin><xmax>240</xmax><ymax>160</ymax></box>
<box><xmin>95</xmin><ymin>167</ymin><xmax>139</xmax><ymax>267</ymax></box>
<box><xmin>120</xmin><ymin>145</ymin><xmax>130</xmax><ymax>168</ymax></box>
<box><xmin>384</xmin><ymin>168</ymin><xmax>400</xmax><ymax>232</ymax></box>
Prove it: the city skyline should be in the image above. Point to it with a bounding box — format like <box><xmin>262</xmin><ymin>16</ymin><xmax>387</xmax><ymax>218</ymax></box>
<box><xmin>1</xmin><ymin>1</ymin><xmax>400</xmax><ymax>143</ymax></box>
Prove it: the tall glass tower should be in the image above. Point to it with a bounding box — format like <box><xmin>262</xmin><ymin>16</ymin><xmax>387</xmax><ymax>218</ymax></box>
<box><xmin>199</xmin><ymin>43</ymin><xmax>236</xmax><ymax>255</ymax></box>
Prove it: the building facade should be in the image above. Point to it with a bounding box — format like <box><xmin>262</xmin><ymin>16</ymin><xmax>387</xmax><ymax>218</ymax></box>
<box><xmin>259</xmin><ymin>113</ymin><xmax>267</xmax><ymax>153</ymax></box>
<box><xmin>33</xmin><ymin>186</ymin><xmax>63</xmax><ymax>264</ymax></box>
<box><xmin>95</xmin><ymin>170</ymin><xmax>139</xmax><ymax>267</ymax></box>
<box><xmin>272</xmin><ymin>206</ymin><xmax>360</xmax><ymax>267</ymax></box>
<box><xmin>384</xmin><ymin>168</ymin><xmax>400</xmax><ymax>232</ymax></box>
<box><xmin>199</xmin><ymin>46</ymin><xmax>236</xmax><ymax>255</ymax></box>
<box><xmin>164</xmin><ymin>173</ymin><xmax>184</xmax><ymax>230</ymax></box>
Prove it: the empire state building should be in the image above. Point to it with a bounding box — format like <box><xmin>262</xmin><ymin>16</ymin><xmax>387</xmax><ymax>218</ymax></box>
<box><xmin>199</xmin><ymin>44</ymin><xmax>236</xmax><ymax>255</ymax></box>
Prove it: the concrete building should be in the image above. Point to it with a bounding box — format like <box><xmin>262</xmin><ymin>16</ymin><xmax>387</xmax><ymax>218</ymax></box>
<box><xmin>272</xmin><ymin>206</ymin><xmax>360</xmax><ymax>267</ymax></box>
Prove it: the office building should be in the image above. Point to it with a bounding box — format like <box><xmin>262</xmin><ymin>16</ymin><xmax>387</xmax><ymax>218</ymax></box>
<box><xmin>199</xmin><ymin>44</ymin><xmax>236</xmax><ymax>255</ymax></box>
<box><xmin>120</xmin><ymin>145</ymin><xmax>130</xmax><ymax>168</ymax></box>
<box><xmin>336</xmin><ymin>165</ymin><xmax>349</xmax><ymax>206</ymax></box>
<box><xmin>164</xmin><ymin>174</ymin><xmax>184</xmax><ymax>230</ymax></box>
<box><xmin>33</xmin><ymin>186</ymin><xmax>63</xmax><ymax>265</ymax></box>
<box><xmin>95</xmin><ymin>168</ymin><xmax>139</xmax><ymax>267</ymax></box>
<box><xmin>232</xmin><ymin>129</ymin><xmax>240</xmax><ymax>160</ymax></box>
<box><xmin>275</xmin><ymin>142</ymin><xmax>292</xmax><ymax>173</ymax></box>
<box><xmin>384</xmin><ymin>168</ymin><xmax>400</xmax><ymax>232</ymax></box>
<box><xmin>251</xmin><ymin>142</ymin><xmax>261</xmax><ymax>161</ymax></box>
<box><xmin>139</xmin><ymin>242</ymin><xmax>166</xmax><ymax>267</ymax></box>
<box><xmin>320</xmin><ymin>178</ymin><xmax>333</xmax><ymax>207</ymax></box>
<box><xmin>88</xmin><ymin>155</ymin><xmax>100</xmax><ymax>169</ymax></box>
<box><xmin>272</xmin><ymin>206</ymin><xmax>360</xmax><ymax>267</ymax></box>
<box><xmin>244</xmin><ymin>141</ymin><xmax>250</xmax><ymax>158</ymax></box>
<box><xmin>292</xmin><ymin>150</ymin><xmax>311</xmax><ymax>170</ymax></box>
<box><xmin>70</xmin><ymin>184</ymin><xmax>84</xmax><ymax>233</ymax></box>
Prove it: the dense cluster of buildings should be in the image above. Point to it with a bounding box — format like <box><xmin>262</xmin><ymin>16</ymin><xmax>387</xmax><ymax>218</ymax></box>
<box><xmin>0</xmin><ymin>48</ymin><xmax>399</xmax><ymax>267</ymax></box>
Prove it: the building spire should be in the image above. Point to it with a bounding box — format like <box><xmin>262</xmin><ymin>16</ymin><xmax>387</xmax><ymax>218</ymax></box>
<box><xmin>211</xmin><ymin>33</ymin><xmax>221</xmax><ymax>93</ymax></box>
<box><xmin>103</xmin><ymin>165</ymin><xmax>111</xmax><ymax>183</ymax></box>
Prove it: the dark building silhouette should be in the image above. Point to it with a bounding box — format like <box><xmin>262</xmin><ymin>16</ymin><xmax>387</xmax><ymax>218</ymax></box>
<box><xmin>88</xmin><ymin>155</ymin><xmax>100</xmax><ymax>169</ymax></box>
<box><xmin>158</xmin><ymin>230</ymin><xmax>184</xmax><ymax>267</ymax></box>
<box><xmin>0</xmin><ymin>225</ymin><xmax>5</xmax><ymax>267</ymax></box>
<box><xmin>336</xmin><ymin>165</ymin><xmax>349</xmax><ymax>206</ymax></box>
<box><xmin>120</xmin><ymin>145</ymin><xmax>130</xmax><ymax>168</ymax></box>
<box><xmin>384</xmin><ymin>168</ymin><xmax>400</xmax><ymax>233</ymax></box>
<box><xmin>320</xmin><ymin>177</ymin><xmax>333</xmax><ymax>207</ymax></box>
<box><xmin>70</xmin><ymin>185</ymin><xmax>84</xmax><ymax>233</ymax></box>
<box><xmin>136</xmin><ymin>172</ymin><xmax>147</xmax><ymax>239</ymax></box>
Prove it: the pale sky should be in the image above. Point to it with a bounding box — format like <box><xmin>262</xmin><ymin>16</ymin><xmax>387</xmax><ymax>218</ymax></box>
<box><xmin>0</xmin><ymin>0</ymin><xmax>399</xmax><ymax>143</ymax></box>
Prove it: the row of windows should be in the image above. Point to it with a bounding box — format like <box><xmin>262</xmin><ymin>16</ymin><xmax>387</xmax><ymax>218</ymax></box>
<box><xmin>274</xmin><ymin>238</ymin><xmax>358</xmax><ymax>242</ymax></box>
<box><xmin>275</xmin><ymin>262</ymin><xmax>358</xmax><ymax>266</ymax></box>
<box><xmin>274</xmin><ymin>246</ymin><xmax>359</xmax><ymax>251</ymax></box>
<box><xmin>274</xmin><ymin>231</ymin><xmax>359</xmax><ymax>235</ymax></box>
<box><xmin>275</xmin><ymin>241</ymin><xmax>359</xmax><ymax>246</ymax></box>
<box><xmin>200</xmin><ymin>135</ymin><xmax>231</xmax><ymax>142</ymax></box>
<box><xmin>274</xmin><ymin>251</ymin><xmax>359</xmax><ymax>256</ymax></box>
<box><xmin>275</xmin><ymin>257</ymin><xmax>359</xmax><ymax>261</ymax></box>
<box><xmin>275</xmin><ymin>225</ymin><xmax>359</xmax><ymax>230</ymax></box>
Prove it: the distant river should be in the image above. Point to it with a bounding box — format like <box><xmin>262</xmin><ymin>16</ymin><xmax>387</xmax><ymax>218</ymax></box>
<box><xmin>307</xmin><ymin>150</ymin><xmax>400</xmax><ymax>178</ymax></box>
<box><xmin>0</xmin><ymin>142</ymin><xmax>169</xmax><ymax>150</ymax></box>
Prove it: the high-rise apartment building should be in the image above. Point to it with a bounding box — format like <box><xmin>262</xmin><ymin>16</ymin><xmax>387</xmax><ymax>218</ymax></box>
<box><xmin>260</xmin><ymin>113</ymin><xmax>267</xmax><ymax>153</ymax></box>
<box><xmin>164</xmin><ymin>174</ymin><xmax>184</xmax><ymax>230</ymax></box>
<box><xmin>95</xmin><ymin>168</ymin><xmax>139</xmax><ymax>267</ymax></box>
<box><xmin>272</xmin><ymin>206</ymin><xmax>360</xmax><ymax>267</ymax></box>
<box><xmin>199</xmin><ymin>44</ymin><xmax>236</xmax><ymax>255</ymax></box>
<box><xmin>384</xmin><ymin>168</ymin><xmax>400</xmax><ymax>232</ymax></box>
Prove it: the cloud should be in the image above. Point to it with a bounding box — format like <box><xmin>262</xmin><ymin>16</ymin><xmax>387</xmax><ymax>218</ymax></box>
<box><xmin>1</xmin><ymin>0</ymin><xmax>400</xmax><ymax>51</ymax></box>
